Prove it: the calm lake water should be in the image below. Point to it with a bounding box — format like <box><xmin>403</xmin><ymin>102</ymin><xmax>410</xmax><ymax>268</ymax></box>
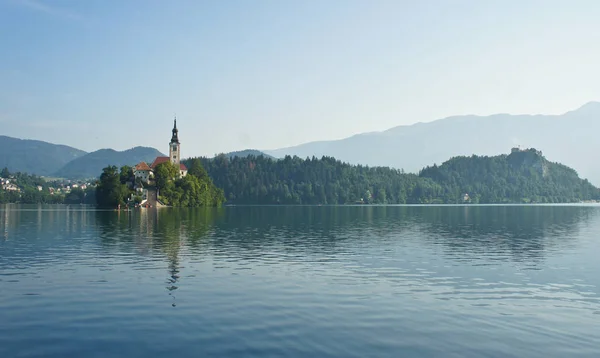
<box><xmin>1</xmin><ymin>204</ymin><xmax>600</xmax><ymax>357</ymax></box>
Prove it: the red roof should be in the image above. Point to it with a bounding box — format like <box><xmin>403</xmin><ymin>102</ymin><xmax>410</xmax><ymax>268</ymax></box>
<box><xmin>135</xmin><ymin>162</ymin><xmax>151</xmax><ymax>171</ymax></box>
<box><xmin>149</xmin><ymin>156</ymin><xmax>187</xmax><ymax>171</ymax></box>
<box><xmin>150</xmin><ymin>156</ymin><xmax>169</xmax><ymax>169</ymax></box>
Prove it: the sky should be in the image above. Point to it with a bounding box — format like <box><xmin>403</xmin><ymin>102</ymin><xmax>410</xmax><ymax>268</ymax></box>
<box><xmin>1</xmin><ymin>0</ymin><xmax>600</xmax><ymax>156</ymax></box>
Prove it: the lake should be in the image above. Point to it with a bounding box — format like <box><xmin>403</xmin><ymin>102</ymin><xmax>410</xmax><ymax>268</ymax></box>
<box><xmin>1</xmin><ymin>204</ymin><xmax>599</xmax><ymax>357</ymax></box>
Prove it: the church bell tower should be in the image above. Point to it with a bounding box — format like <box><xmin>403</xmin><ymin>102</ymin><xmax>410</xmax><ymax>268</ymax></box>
<box><xmin>169</xmin><ymin>116</ymin><xmax>180</xmax><ymax>167</ymax></box>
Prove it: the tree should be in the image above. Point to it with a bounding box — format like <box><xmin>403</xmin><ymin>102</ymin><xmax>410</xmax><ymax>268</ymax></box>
<box><xmin>65</xmin><ymin>187</ymin><xmax>85</xmax><ymax>204</ymax></box>
<box><xmin>154</xmin><ymin>162</ymin><xmax>179</xmax><ymax>191</ymax></box>
<box><xmin>83</xmin><ymin>187</ymin><xmax>96</xmax><ymax>204</ymax></box>
<box><xmin>149</xmin><ymin>159</ymin><xmax>225</xmax><ymax>207</ymax></box>
<box><xmin>187</xmin><ymin>158</ymin><xmax>209</xmax><ymax>179</ymax></box>
<box><xmin>377</xmin><ymin>188</ymin><xmax>387</xmax><ymax>204</ymax></box>
<box><xmin>120</xmin><ymin>165</ymin><xmax>133</xmax><ymax>184</ymax></box>
<box><xmin>158</xmin><ymin>168</ymin><xmax>225</xmax><ymax>207</ymax></box>
<box><xmin>96</xmin><ymin>165</ymin><xmax>130</xmax><ymax>207</ymax></box>
<box><xmin>0</xmin><ymin>167</ymin><xmax>9</xmax><ymax>178</ymax></box>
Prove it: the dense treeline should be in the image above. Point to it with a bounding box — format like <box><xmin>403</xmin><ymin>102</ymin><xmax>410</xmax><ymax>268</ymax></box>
<box><xmin>155</xmin><ymin>159</ymin><xmax>225</xmax><ymax>207</ymax></box>
<box><xmin>192</xmin><ymin>155</ymin><xmax>445</xmax><ymax>204</ymax></box>
<box><xmin>5</xmin><ymin>148</ymin><xmax>599</xmax><ymax>206</ymax></box>
<box><xmin>189</xmin><ymin>149</ymin><xmax>600</xmax><ymax>205</ymax></box>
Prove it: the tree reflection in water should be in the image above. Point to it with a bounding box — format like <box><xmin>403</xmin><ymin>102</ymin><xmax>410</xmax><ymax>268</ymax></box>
<box><xmin>96</xmin><ymin>207</ymin><xmax>224</xmax><ymax>307</ymax></box>
<box><xmin>93</xmin><ymin>205</ymin><xmax>599</xmax><ymax>305</ymax></box>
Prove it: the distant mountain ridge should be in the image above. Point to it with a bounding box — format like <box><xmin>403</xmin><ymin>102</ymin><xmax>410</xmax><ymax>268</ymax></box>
<box><xmin>4</xmin><ymin>101</ymin><xmax>600</xmax><ymax>182</ymax></box>
<box><xmin>221</xmin><ymin>149</ymin><xmax>275</xmax><ymax>159</ymax></box>
<box><xmin>263</xmin><ymin>101</ymin><xmax>600</xmax><ymax>185</ymax></box>
<box><xmin>0</xmin><ymin>135</ymin><xmax>86</xmax><ymax>176</ymax></box>
<box><xmin>0</xmin><ymin>135</ymin><xmax>277</xmax><ymax>179</ymax></box>
<box><xmin>55</xmin><ymin>147</ymin><xmax>165</xmax><ymax>179</ymax></box>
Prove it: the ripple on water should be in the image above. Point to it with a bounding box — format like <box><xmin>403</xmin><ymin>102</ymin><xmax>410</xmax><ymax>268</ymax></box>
<box><xmin>2</xmin><ymin>205</ymin><xmax>600</xmax><ymax>358</ymax></box>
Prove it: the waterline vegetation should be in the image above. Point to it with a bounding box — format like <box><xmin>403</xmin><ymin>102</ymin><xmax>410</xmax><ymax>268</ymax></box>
<box><xmin>2</xmin><ymin>148</ymin><xmax>599</xmax><ymax>206</ymax></box>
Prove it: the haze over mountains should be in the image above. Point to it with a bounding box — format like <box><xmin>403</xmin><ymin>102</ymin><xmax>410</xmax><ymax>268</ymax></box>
<box><xmin>0</xmin><ymin>137</ymin><xmax>272</xmax><ymax>180</ymax></box>
<box><xmin>0</xmin><ymin>136</ymin><xmax>163</xmax><ymax>179</ymax></box>
<box><xmin>264</xmin><ymin>102</ymin><xmax>600</xmax><ymax>185</ymax></box>
<box><xmin>222</xmin><ymin>149</ymin><xmax>275</xmax><ymax>160</ymax></box>
<box><xmin>0</xmin><ymin>136</ymin><xmax>86</xmax><ymax>176</ymax></box>
<box><xmin>2</xmin><ymin>101</ymin><xmax>599</xmax><ymax>184</ymax></box>
<box><xmin>56</xmin><ymin>147</ymin><xmax>165</xmax><ymax>179</ymax></box>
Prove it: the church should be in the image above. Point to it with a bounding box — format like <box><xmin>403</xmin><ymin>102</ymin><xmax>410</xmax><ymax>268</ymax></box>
<box><xmin>134</xmin><ymin>118</ymin><xmax>188</xmax><ymax>183</ymax></box>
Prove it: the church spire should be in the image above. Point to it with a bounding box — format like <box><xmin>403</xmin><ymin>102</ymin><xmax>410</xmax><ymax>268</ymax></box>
<box><xmin>171</xmin><ymin>115</ymin><xmax>179</xmax><ymax>144</ymax></box>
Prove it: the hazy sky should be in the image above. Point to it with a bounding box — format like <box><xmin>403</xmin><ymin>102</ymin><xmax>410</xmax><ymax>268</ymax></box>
<box><xmin>1</xmin><ymin>0</ymin><xmax>600</xmax><ymax>156</ymax></box>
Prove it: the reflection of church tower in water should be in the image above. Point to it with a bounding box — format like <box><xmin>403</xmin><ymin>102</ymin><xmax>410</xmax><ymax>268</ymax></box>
<box><xmin>154</xmin><ymin>208</ymin><xmax>182</xmax><ymax>307</ymax></box>
<box><xmin>166</xmin><ymin>249</ymin><xmax>180</xmax><ymax>307</ymax></box>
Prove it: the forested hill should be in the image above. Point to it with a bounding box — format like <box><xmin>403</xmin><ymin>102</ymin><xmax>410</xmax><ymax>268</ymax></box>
<box><xmin>0</xmin><ymin>135</ymin><xmax>86</xmax><ymax>176</ymax></box>
<box><xmin>191</xmin><ymin>149</ymin><xmax>600</xmax><ymax>205</ymax></box>
<box><xmin>194</xmin><ymin>155</ymin><xmax>442</xmax><ymax>204</ymax></box>
<box><xmin>223</xmin><ymin>149</ymin><xmax>275</xmax><ymax>160</ymax></box>
<box><xmin>419</xmin><ymin>148</ymin><xmax>600</xmax><ymax>203</ymax></box>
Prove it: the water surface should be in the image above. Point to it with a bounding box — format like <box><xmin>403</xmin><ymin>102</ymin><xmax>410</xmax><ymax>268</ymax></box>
<box><xmin>1</xmin><ymin>204</ymin><xmax>599</xmax><ymax>357</ymax></box>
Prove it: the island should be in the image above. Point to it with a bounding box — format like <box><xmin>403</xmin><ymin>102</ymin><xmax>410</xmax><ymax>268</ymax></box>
<box><xmin>94</xmin><ymin>119</ymin><xmax>224</xmax><ymax>208</ymax></box>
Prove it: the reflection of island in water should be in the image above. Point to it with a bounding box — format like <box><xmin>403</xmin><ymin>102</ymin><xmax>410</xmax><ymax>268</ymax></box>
<box><xmin>92</xmin><ymin>205</ymin><xmax>600</xmax><ymax>310</ymax></box>
<box><xmin>94</xmin><ymin>205</ymin><xmax>600</xmax><ymax>269</ymax></box>
<box><xmin>96</xmin><ymin>208</ymin><xmax>224</xmax><ymax>306</ymax></box>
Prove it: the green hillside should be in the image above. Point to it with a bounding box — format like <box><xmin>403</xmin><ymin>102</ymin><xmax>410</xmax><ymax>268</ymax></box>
<box><xmin>419</xmin><ymin>148</ymin><xmax>600</xmax><ymax>203</ymax></box>
<box><xmin>0</xmin><ymin>135</ymin><xmax>87</xmax><ymax>176</ymax></box>
<box><xmin>193</xmin><ymin>149</ymin><xmax>600</xmax><ymax>205</ymax></box>
<box><xmin>195</xmin><ymin>154</ymin><xmax>444</xmax><ymax>204</ymax></box>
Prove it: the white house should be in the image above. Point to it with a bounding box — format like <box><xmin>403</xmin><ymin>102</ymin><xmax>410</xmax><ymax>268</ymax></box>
<box><xmin>134</xmin><ymin>162</ymin><xmax>152</xmax><ymax>183</ymax></box>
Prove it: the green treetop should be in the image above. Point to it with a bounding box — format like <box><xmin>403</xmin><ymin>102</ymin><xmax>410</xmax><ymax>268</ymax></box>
<box><xmin>156</xmin><ymin>160</ymin><xmax>224</xmax><ymax>207</ymax></box>
<box><xmin>96</xmin><ymin>165</ymin><xmax>131</xmax><ymax>207</ymax></box>
<box><xmin>154</xmin><ymin>162</ymin><xmax>179</xmax><ymax>191</ymax></box>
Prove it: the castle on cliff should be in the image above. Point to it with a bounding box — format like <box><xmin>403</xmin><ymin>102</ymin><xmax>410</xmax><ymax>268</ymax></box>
<box><xmin>511</xmin><ymin>146</ymin><xmax>542</xmax><ymax>156</ymax></box>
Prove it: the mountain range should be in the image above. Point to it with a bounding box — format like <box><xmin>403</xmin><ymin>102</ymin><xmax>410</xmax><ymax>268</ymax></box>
<box><xmin>0</xmin><ymin>136</ymin><xmax>163</xmax><ymax>179</ymax></box>
<box><xmin>222</xmin><ymin>149</ymin><xmax>275</xmax><ymax>160</ymax></box>
<box><xmin>56</xmin><ymin>147</ymin><xmax>165</xmax><ymax>179</ymax></box>
<box><xmin>2</xmin><ymin>101</ymin><xmax>599</xmax><ymax>182</ymax></box>
<box><xmin>0</xmin><ymin>136</ymin><xmax>87</xmax><ymax>177</ymax></box>
<box><xmin>0</xmin><ymin>137</ymin><xmax>273</xmax><ymax>179</ymax></box>
<box><xmin>263</xmin><ymin>101</ymin><xmax>600</xmax><ymax>185</ymax></box>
